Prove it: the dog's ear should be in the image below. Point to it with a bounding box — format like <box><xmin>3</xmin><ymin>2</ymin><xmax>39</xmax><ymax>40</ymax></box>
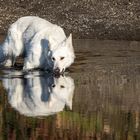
<box><xmin>66</xmin><ymin>34</ymin><xmax>75</xmax><ymax>58</ymax></box>
<box><xmin>66</xmin><ymin>33</ymin><xmax>72</xmax><ymax>47</ymax></box>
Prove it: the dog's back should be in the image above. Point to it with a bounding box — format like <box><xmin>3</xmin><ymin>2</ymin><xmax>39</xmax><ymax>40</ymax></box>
<box><xmin>8</xmin><ymin>16</ymin><xmax>66</xmax><ymax>47</ymax></box>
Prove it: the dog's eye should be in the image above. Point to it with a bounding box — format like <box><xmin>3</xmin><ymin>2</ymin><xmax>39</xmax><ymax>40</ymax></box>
<box><xmin>52</xmin><ymin>57</ymin><xmax>55</xmax><ymax>61</ymax></box>
<box><xmin>52</xmin><ymin>84</ymin><xmax>55</xmax><ymax>88</ymax></box>
<box><xmin>60</xmin><ymin>85</ymin><xmax>65</xmax><ymax>88</ymax></box>
<box><xmin>60</xmin><ymin>57</ymin><xmax>65</xmax><ymax>60</ymax></box>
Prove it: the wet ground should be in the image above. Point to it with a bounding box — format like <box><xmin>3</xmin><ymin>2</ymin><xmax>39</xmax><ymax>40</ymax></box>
<box><xmin>0</xmin><ymin>39</ymin><xmax>140</xmax><ymax>139</ymax></box>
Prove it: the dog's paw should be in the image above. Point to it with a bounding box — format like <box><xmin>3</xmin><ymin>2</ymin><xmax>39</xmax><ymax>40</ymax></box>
<box><xmin>23</xmin><ymin>66</ymin><xmax>33</xmax><ymax>72</ymax></box>
<box><xmin>4</xmin><ymin>59</ymin><xmax>12</xmax><ymax>67</ymax></box>
<box><xmin>23</xmin><ymin>61</ymin><xmax>34</xmax><ymax>71</ymax></box>
<box><xmin>23</xmin><ymin>67</ymin><xmax>28</xmax><ymax>72</ymax></box>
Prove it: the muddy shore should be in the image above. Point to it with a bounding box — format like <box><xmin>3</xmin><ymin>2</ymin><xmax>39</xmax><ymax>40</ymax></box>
<box><xmin>0</xmin><ymin>0</ymin><xmax>140</xmax><ymax>40</ymax></box>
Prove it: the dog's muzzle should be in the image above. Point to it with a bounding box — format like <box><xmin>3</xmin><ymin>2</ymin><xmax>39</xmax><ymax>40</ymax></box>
<box><xmin>54</xmin><ymin>68</ymin><xmax>65</xmax><ymax>76</ymax></box>
<box><xmin>54</xmin><ymin>67</ymin><xmax>60</xmax><ymax>74</ymax></box>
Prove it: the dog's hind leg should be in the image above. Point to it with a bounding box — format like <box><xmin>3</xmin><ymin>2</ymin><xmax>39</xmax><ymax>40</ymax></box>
<box><xmin>4</xmin><ymin>58</ymin><xmax>12</xmax><ymax>67</ymax></box>
<box><xmin>9</xmin><ymin>24</ymin><xmax>23</xmax><ymax>64</ymax></box>
<box><xmin>4</xmin><ymin>55</ymin><xmax>16</xmax><ymax>67</ymax></box>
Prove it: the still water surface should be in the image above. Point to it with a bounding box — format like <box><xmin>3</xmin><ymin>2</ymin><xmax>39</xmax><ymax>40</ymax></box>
<box><xmin>0</xmin><ymin>40</ymin><xmax>140</xmax><ymax>140</ymax></box>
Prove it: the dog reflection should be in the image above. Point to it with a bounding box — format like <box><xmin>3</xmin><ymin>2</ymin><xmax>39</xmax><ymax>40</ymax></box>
<box><xmin>3</xmin><ymin>74</ymin><xmax>75</xmax><ymax>117</ymax></box>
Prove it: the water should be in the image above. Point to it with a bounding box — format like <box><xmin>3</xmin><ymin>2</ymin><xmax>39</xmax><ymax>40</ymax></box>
<box><xmin>0</xmin><ymin>40</ymin><xmax>140</xmax><ymax>140</ymax></box>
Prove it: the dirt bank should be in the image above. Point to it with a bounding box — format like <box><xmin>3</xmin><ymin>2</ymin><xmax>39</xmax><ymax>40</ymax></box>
<box><xmin>0</xmin><ymin>0</ymin><xmax>140</xmax><ymax>40</ymax></box>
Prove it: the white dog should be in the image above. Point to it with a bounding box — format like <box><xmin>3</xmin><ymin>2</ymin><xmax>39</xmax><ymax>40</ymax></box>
<box><xmin>2</xmin><ymin>71</ymin><xmax>75</xmax><ymax>117</ymax></box>
<box><xmin>0</xmin><ymin>16</ymin><xmax>75</xmax><ymax>73</ymax></box>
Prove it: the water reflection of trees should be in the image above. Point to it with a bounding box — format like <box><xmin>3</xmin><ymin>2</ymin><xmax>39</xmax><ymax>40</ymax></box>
<box><xmin>71</xmin><ymin>64</ymin><xmax>140</xmax><ymax>139</ymax></box>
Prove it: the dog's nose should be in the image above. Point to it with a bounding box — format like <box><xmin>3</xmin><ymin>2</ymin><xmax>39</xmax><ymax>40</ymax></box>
<box><xmin>54</xmin><ymin>67</ymin><xmax>60</xmax><ymax>73</ymax></box>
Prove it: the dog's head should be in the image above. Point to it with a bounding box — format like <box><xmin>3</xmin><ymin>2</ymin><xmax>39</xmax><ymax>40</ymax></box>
<box><xmin>51</xmin><ymin>34</ymin><xmax>75</xmax><ymax>74</ymax></box>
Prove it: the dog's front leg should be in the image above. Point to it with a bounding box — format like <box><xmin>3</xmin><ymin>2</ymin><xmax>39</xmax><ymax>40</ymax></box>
<box><xmin>23</xmin><ymin>60</ymin><xmax>34</xmax><ymax>71</ymax></box>
<box><xmin>12</xmin><ymin>55</ymin><xmax>16</xmax><ymax>67</ymax></box>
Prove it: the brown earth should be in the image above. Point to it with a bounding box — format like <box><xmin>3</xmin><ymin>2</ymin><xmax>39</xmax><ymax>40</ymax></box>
<box><xmin>0</xmin><ymin>0</ymin><xmax>140</xmax><ymax>40</ymax></box>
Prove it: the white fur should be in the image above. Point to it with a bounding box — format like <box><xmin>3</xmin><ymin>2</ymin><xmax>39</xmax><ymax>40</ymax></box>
<box><xmin>3</xmin><ymin>72</ymin><xmax>75</xmax><ymax>117</ymax></box>
<box><xmin>0</xmin><ymin>16</ymin><xmax>75</xmax><ymax>72</ymax></box>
